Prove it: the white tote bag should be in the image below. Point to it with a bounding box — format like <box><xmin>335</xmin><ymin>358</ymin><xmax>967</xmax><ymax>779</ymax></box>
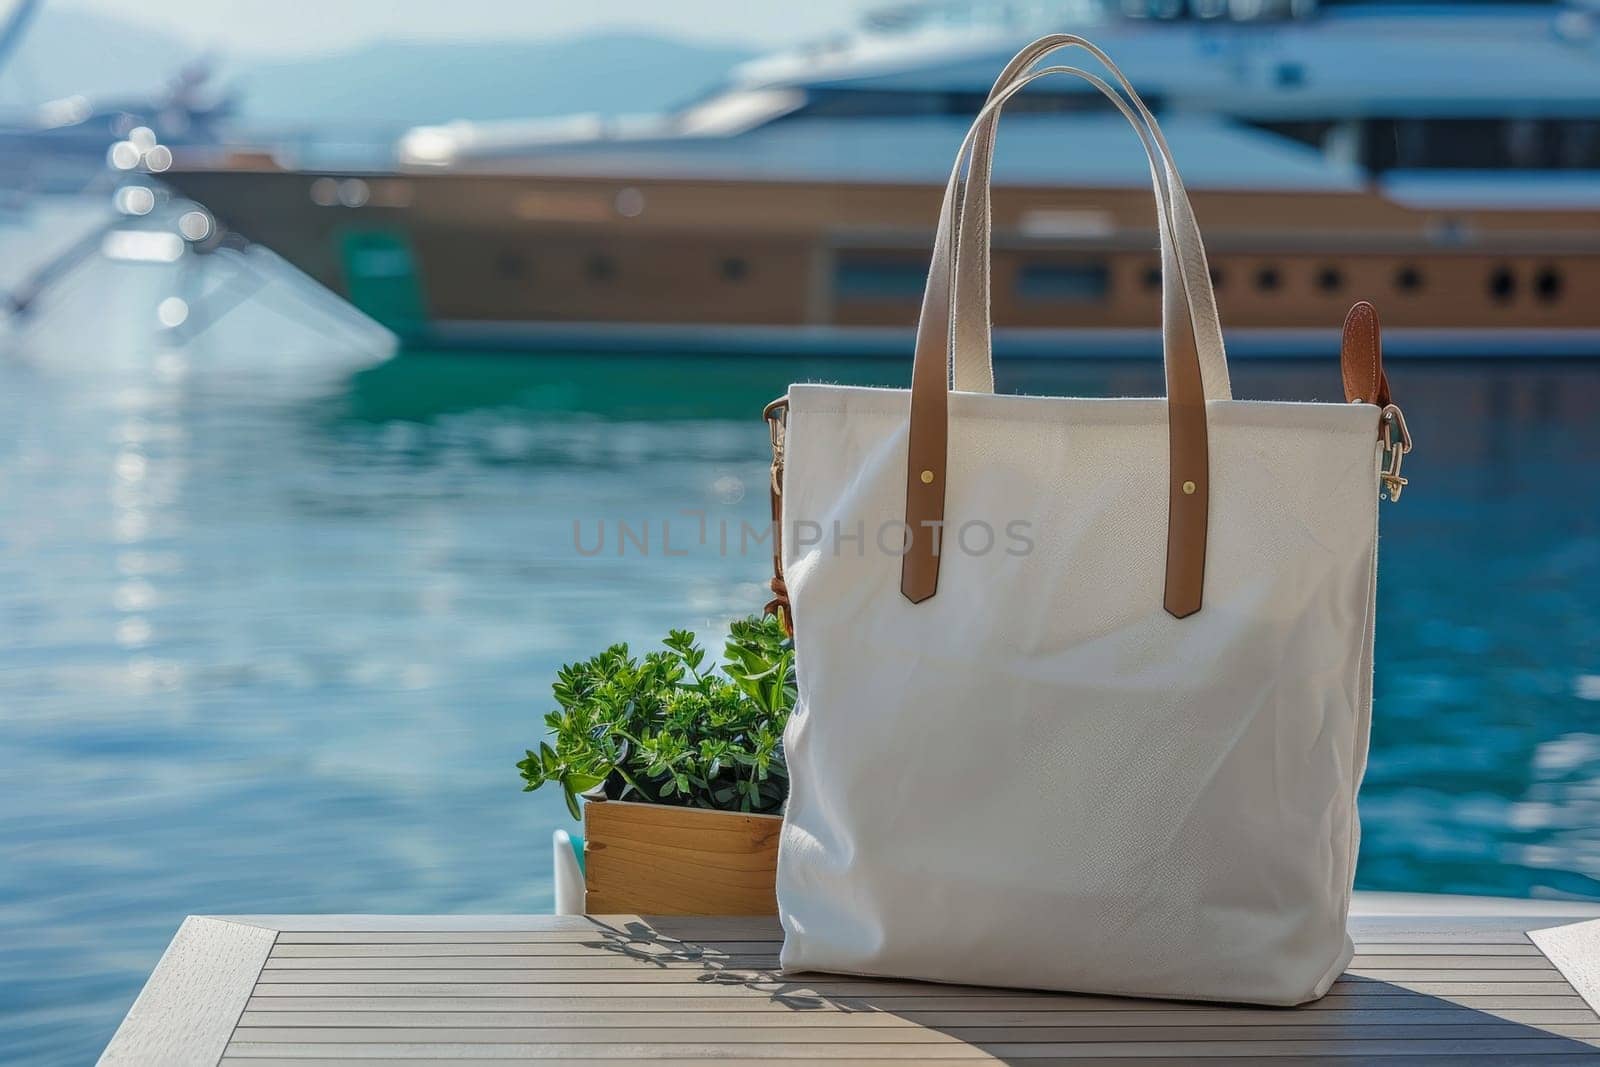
<box><xmin>771</xmin><ymin>36</ymin><xmax>1408</xmax><ymax>1006</ymax></box>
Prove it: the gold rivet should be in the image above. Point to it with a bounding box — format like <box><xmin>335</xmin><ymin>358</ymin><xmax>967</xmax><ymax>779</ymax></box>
<box><xmin>1182</xmin><ymin>480</ymin><xmax>1196</xmax><ymax>495</ymax></box>
<box><xmin>920</xmin><ymin>469</ymin><xmax>935</xmax><ymax>484</ymax></box>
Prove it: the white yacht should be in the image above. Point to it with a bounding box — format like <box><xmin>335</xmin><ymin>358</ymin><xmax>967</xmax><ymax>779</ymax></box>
<box><xmin>166</xmin><ymin>0</ymin><xmax>1600</xmax><ymax>356</ymax></box>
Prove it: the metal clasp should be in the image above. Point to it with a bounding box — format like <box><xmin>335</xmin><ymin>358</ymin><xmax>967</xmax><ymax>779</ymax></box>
<box><xmin>1379</xmin><ymin>403</ymin><xmax>1411</xmax><ymax>502</ymax></box>
<box><xmin>762</xmin><ymin>395</ymin><xmax>794</xmax><ymax>635</ymax></box>
<box><xmin>763</xmin><ymin>395</ymin><xmax>788</xmax><ymax>494</ymax></box>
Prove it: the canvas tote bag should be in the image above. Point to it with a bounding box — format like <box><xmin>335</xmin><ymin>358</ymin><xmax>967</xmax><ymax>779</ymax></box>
<box><xmin>769</xmin><ymin>35</ymin><xmax>1410</xmax><ymax>1007</ymax></box>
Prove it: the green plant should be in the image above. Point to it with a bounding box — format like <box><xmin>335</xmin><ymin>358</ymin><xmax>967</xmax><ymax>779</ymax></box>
<box><xmin>518</xmin><ymin>614</ymin><xmax>796</xmax><ymax>819</ymax></box>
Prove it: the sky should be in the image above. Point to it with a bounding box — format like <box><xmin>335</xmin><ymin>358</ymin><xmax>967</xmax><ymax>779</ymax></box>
<box><xmin>63</xmin><ymin>0</ymin><xmax>880</xmax><ymax>56</ymax></box>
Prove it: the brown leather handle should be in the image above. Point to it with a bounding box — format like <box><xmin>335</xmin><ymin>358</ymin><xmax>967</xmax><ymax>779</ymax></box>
<box><xmin>901</xmin><ymin>58</ymin><xmax>1215</xmax><ymax>619</ymax></box>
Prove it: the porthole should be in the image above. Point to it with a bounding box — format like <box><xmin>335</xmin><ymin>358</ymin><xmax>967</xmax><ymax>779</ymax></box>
<box><xmin>1255</xmin><ymin>266</ymin><xmax>1281</xmax><ymax>293</ymax></box>
<box><xmin>1488</xmin><ymin>267</ymin><xmax>1517</xmax><ymax>303</ymax></box>
<box><xmin>1315</xmin><ymin>266</ymin><xmax>1344</xmax><ymax>294</ymax></box>
<box><xmin>1142</xmin><ymin>265</ymin><xmax>1162</xmax><ymax>291</ymax></box>
<box><xmin>586</xmin><ymin>255</ymin><xmax>617</xmax><ymax>282</ymax></box>
<box><xmin>1209</xmin><ymin>266</ymin><xmax>1225</xmax><ymax>289</ymax></box>
<box><xmin>1018</xmin><ymin>262</ymin><xmax>1109</xmax><ymax>301</ymax></box>
<box><xmin>720</xmin><ymin>257</ymin><xmax>749</xmax><ymax>282</ymax></box>
<box><xmin>1534</xmin><ymin>267</ymin><xmax>1563</xmax><ymax>304</ymax></box>
<box><xmin>1395</xmin><ymin>266</ymin><xmax>1424</xmax><ymax>294</ymax></box>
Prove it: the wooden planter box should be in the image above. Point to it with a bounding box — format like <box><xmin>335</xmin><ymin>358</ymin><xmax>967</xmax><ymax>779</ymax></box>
<box><xmin>583</xmin><ymin>799</ymin><xmax>781</xmax><ymax>915</ymax></box>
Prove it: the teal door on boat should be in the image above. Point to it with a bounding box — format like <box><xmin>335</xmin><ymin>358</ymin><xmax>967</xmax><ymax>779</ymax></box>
<box><xmin>339</xmin><ymin>229</ymin><xmax>427</xmax><ymax>337</ymax></box>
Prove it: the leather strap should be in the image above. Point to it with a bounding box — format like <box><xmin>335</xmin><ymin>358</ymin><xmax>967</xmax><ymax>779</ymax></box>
<box><xmin>902</xmin><ymin>55</ymin><xmax>1220</xmax><ymax>618</ymax></box>
<box><xmin>1340</xmin><ymin>301</ymin><xmax>1391</xmax><ymax>406</ymax></box>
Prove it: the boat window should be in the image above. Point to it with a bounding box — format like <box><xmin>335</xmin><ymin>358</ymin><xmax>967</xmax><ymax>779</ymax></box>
<box><xmin>1488</xmin><ymin>267</ymin><xmax>1518</xmax><ymax>304</ymax></box>
<box><xmin>1535</xmin><ymin>267</ymin><xmax>1564</xmax><ymax>304</ymax></box>
<box><xmin>1316</xmin><ymin>266</ymin><xmax>1344</xmax><ymax>294</ymax></box>
<box><xmin>1395</xmin><ymin>266</ymin><xmax>1424</xmax><ymax>295</ymax></box>
<box><xmin>833</xmin><ymin>256</ymin><xmax>927</xmax><ymax>300</ymax></box>
<box><xmin>1252</xmin><ymin>117</ymin><xmax>1600</xmax><ymax>172</ymax></box>
<box><xmin>1255</xmin><ymin>266</ymin><xmax>1282</xmax><ymax>293</ymax></box>
<box><xmin>1016</xmin><ymin>262</ymin><xmax>1109</xmax><ymax>302</ymax></box>
<box><xmin>793</xmin><ymin>88</ymin><xmax>1165</xmax><ymax>121</ymax></box>
<box><xmin>1371</xmin><ymin>118</ymin><xmax>1600</xmax><ymax>171</ymax></box>
<box><xmin>720</xmin><ymin>257</ymin><xmax>749</xmax><ymax>283</ymax></box>
<box><xmin>1559</xmin><ymin>122</ymin><xmax>1600</xmax><ymax>169</ymax></box>
<box><xmin>495</xmin><ymin>252</ymin><xmax>526</xmax><ymax>280</ymax></box>
<box><xmin>586</xmin><ymin>255</ymin><xmax>617</xmax><ymax>283</ymax></box>
<box><xmin>1147</xmin><ymin>263</ymin><xmax>1220</xmax><ymax>293</ymax></box>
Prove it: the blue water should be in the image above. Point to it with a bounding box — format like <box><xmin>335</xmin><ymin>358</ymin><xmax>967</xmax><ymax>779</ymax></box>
<box><xmin>0</xmin><ymin>350</ymin><xmax>1597</xmax><ymax>1064</ymax></box>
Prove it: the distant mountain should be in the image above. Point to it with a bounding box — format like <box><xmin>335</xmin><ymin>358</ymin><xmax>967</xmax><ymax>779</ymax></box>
<box><xmin>0</xmin><ymin>9</ymin><xmax>754</xmax><ymax>132</ymax></box>
<box><xmin>229</xmin><ymin>33</ymin><xmax>758</xmax><ymax>130</ymax></box>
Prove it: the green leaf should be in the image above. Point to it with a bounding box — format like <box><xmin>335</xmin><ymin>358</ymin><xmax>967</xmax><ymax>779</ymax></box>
<box><xmin>562</xmin><ymin>770</ymin><xmax>607</xmax><ymax>795</ymax></box>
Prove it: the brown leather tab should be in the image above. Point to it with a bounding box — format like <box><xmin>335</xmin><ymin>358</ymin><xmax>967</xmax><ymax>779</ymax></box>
<box><xmin>765</xmin><ymin>485</ymin><xmax>793</xmax><ymax>636</ymax></box>
<box><xmin>1163</xmin><ymin>319</ymin><xmax>1210</xmax><ymax>620</ymax></box>
<box><xmin>900</xmin><ymin>140</ymin><xmax>967</xmax><ymax>603</ymax></box>
<box><xmin>901</xmin><ymin>264</ymin><xmax>950</xmax><ymax>603</ymax></box>
<box><xmin>1341</xmin><ymin>301</ymin><xmax>1391</xmax><ymax>406</ymax></box>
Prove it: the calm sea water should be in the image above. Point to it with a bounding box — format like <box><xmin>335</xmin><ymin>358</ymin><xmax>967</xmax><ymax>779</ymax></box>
<box><xmin>1</xmin><ymin>348</ymin><xmax>1597</xmax><ymax>1064</ymax></box>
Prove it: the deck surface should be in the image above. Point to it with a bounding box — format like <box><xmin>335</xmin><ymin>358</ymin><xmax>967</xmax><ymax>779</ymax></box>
<box><xmin>101</xmin><ymin>910</ymin><xmax>1600</xmax><ymax>1065</ymax></box>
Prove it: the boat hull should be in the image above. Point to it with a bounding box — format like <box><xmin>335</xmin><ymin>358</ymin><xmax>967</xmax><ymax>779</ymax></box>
<box><xmin>162</xmin><ymin>164</ymin><xmax>1600</xmax><ymax>353</ymax></box>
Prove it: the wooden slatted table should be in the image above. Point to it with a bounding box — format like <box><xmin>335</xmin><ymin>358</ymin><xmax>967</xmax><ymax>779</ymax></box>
<box><xmin>101</xmin><ymin>904</ymin><xmax>1600</xmax><ymax>1065</ymax></box>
